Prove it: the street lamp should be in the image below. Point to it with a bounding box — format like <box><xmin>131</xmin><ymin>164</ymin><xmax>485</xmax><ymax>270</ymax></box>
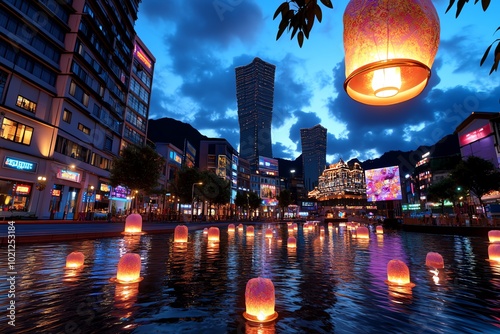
<box><xmin>85</xmin><ymin>185</ymin><xmax>94</xmax><ymax>219</ymax></box>
<box><xmin>191</xmin><ymin>182</ymin><xmax>203</xmax><ymax>221</ymax></box>
<box><xmin>35</xmin><ymin>176</ymin><xmax>47</xmax><ymax>217</ymax></box>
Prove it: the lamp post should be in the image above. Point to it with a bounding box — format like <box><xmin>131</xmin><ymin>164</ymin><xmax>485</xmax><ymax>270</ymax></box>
<box><xmin>191</xmin><ymin>182</ymin><xmax>203</xmax><ymax>221</ymax></box>
<box><xmin>85</xmin><ymin>185</ymin><xmax>94</xmax><ymax>220</ymax></box>
<box><xmin>35</xmin><ymin>176</ymin><xmax>47</xmax><ymax>218</ymax></box>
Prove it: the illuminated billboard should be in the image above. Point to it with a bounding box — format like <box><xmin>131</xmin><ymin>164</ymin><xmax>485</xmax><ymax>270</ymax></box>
<box><xmin>365</xmin><ymin>165</ymin><xmax>402</xmax><ymax>202</ymax></box>
<box><xmin>258</xmin><ymin>156</ymin><xmax>278</xmax><ymax>176</ymax></box>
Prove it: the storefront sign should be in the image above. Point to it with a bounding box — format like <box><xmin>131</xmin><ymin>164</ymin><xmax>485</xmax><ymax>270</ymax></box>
<box><xmin>56</xmin><ymin>169</ymin><xmax>81</xmax><ymax>183</ymax></box>
<box><xmin>15</xmin><ymin>184</ymin><xmax>31</xmax><ymax>194</ymax></box>
<box><xmin>3</xmin><ymin>157</ymin><xmax>37</xmax><ymax>172</ymax></box>
<box><xmin>51</xmin><ymin>189</ymin><xmax>61</xmax><ymax>197</ymax></box>
<box><xmin>459</xmin><ymin>123</ymin><xmax>492</xmax><ymax>146</ymax></box>
<box><xmin>111</xmin><ymin>185</ymin><xmax>129</xmax><ymax>199</ymax></box>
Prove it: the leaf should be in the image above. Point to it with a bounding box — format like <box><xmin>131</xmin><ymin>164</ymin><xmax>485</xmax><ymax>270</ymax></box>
<box><xmin>481</xmin><ymin>0</ymin><xmax>490</xmax><ymax>11</ymax></box>
<box><xmin>298</xmin><ymin>30</ymin><xmax>304</xmax><ymax>47</ymax></box>
<box><xmin>320</xmin><ymin>0</ymin><xmax>333</xmax><ymax>9</ymax></box>
<box><xmin>276</xmin><ymin>23</ymin><xmax>287</xmax><ymax>41</ymax></box>
<box><xmin>445</xmin><ymin>0</ymin><xmax>456</xmax><ymax>13</ymax></box>
<box><xmin>480</xmin><ymin>39</ymin><xmax>500</xmax><ymax>66</ymax></box>
<box><xmin>456</xmin><ymin>0</ymin><xmax>467</xmax><ymax>18</ymax></box>
<box><xmin>273</xmin><ymin>2</ymin><xmax>285</xmax><ymax>20</ymax></box>
<box><xmin>314</xmin><ymin>3</ymin><xmax>322</xmax><ymax>22</ymax></box>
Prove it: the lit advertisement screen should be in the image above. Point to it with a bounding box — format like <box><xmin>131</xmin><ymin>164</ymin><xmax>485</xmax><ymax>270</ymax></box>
<box><xmin>258</xmin><ymin>156</ymin><xmax>278</xmax><ymax>176</ymax></box>
<box><xmin>365</xmin><ymin>165</ymin><xmax>402</xmax><ymax>202</ymax></box>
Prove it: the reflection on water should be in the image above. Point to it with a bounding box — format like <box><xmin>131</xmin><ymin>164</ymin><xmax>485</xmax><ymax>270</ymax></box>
<box><xmin>2</xmin><ymin>224</ymin><xmax>500</xmax><ymax>333</ymax></box>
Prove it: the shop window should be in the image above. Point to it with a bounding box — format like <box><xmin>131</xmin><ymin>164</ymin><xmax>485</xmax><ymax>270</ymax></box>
<box><xmin>1</xmin><ymin>117</ymin><xmax>33</xmax><ymax>145</ymax></box>
<box><xmin>16</xmin><ymin>95</ymin><xmax>37</xmax><ymax>113</ymax></box>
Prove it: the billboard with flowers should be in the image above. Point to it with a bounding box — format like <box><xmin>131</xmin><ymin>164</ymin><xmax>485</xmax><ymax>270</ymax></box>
<box><xmin>365</xmin><ymin>166</ymin><xmax>402</xmax><ymax>202</ymax></box>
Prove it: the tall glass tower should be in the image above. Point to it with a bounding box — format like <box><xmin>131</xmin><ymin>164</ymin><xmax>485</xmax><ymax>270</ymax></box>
<box><xmin>300</xmin><ymin>124</ymin><xmax>327</xmax><ymax>192</ymax></box>
<box><xmin>235</xmin><ymin>57</ymin><xmax>275</xmax><ymax>169</ymax></box>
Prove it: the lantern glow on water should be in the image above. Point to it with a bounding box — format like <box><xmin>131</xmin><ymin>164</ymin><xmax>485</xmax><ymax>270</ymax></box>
<box><xmin>287</xmin><ymin>236</ymin><xmax>297</xmax><ymax>248</ymax></box>
<box><xmin>243</xmin><ymin>277</ymin><xmax>278</xmax><ymax>323</ymax></box>
<box><xmin>65</xmin><ymin>251</ymin><xmax>85</xmax><ymax>269</ymax></box>
<box><xmin>123</xmin><ymin>214</ymin><xmax>144</xmax><ymax>234</ymax></box>
<box><xmin>488</xmin><ymin>244</ymin><xmax>500</xmax><ymax>263</ymax></box>
<box><xmin>425</xmin><ymin>252</ymin><xmax>444</xmax><ymax>269</ymax></box>
<box><xmin>386</xmin><ymin>259</ymin><xmax>415</xmax><ymax>287</ymax></box>
<box><xmin>228</xmin><ymin>224</ymin><xmax>235</xmax><ymax>233</ymax></box>
<box><xmin>174</xmin><ymin>225</ymin><xmax>188</xmax><ymax>243</ymax></box>
<box><xmin>356</xmin><ymin>226</ymin><xmax>369</xmax><ymax>239</ymax></box>
<box><xmin>111</xmin><ymin>253</ymin><xmax>143</xmax><ymax>284</ymax></box>
<box><xmin>488</xmin><ymin>230</ymin><xmax>500</xmax><ymax>243</ymax></box>
<box><xmin>207</xmin><ymin>227</ymin><xmax>220</xmax><ymax>242</ymax></box>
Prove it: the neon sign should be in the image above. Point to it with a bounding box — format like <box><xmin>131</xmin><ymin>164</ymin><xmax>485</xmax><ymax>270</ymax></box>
<box><xmin>134</xmin><ymin>43</ymin><xmax>152</xmax><ymax>72</ymax></box>
<box><xmin>459</xmin><ymin>123</ymin><xmax>492</xmax><ymax>146</ymax></box>
<box><xmin>15</xmin><ymin>184</ymin><xmax>31</xmax><ymax>194</ymax></box>
<box><xmin>3</xmin><ymin>157</ymin><xmax>37</xmax><ymax>172</ymax></box>
<box><xmin>56</xmin><ymin>169</ymin><xmax>81</xmax><ymax>183</ymax></box>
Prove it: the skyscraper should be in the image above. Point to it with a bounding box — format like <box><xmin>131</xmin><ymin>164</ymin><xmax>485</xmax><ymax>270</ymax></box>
<box><xmin>235</xmin><ymin>57</ymin><xmax>275</xmax><ymax>170</ymax></box>
<box><xmin>300</xmin><ymin>124</ymin><xmax>327</xmax><ymax>192</ymax></box>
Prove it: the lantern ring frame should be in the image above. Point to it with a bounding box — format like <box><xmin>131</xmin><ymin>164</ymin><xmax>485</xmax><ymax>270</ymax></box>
<box><xmin>243</xmin><ymin>311</ymin><xmax>279</xmax><ymax>323</ymax></box>
<box><xmin>344</xmin><ymin>58</ymin><xmax>431</xmax><ymax>92</ymax></box>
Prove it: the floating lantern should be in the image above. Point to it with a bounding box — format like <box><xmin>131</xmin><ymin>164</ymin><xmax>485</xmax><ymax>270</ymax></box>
<box><xmin>203</xmin><ymin>228</ymin><xmax>208</xmax><ymax>234</ymax></box>
<box><xmin>425</xmin><ymin>252</ymin><xmax>444</xmax><ymax>269</ymax></box>
<box><xmin>243</xmin><ymin>277</ymin><xmax>278</xmax><ymax>323</ymax></box>
<box><xmin>328</xmin><ymin>223</ymin><xmax>333</xmax><ymax>230</ymax></box>
<box><xmin>288</xmin><ymin>225</ymin><xmax>294</xmax><ymax>233</ymax></box>
<box><xmin>123</xmin><ymin>213</ymin><xmax>143</xmax><ymax>234</ymax></box>
<box><xmin>287</xmin><ymin>236</ymin><xmax>297</xmax><ymax>248</ymax></box>
<box><xmin>488</xmin><ymin>230</ymin><xmax>500</xmax><ymax>243</ymax></box>
<box><xmin>293</xmin><ymin>223</ymin><xmax>298</xmax><ymax>231</ymax></box>
<box><xmin>386</xmin><ymin>259</ymin><xmax>415</xmax><ymax>287</ymax></box>
<box><xmin>265</xmin><ymin>228</ymin><xmax>273</xmax><ymax>239</ymax></box>
<box><xmin>111</xmin><ymin>253</ymin><xmax>143</xmax><ymax>284</ymax></box>
<box><xmin>238</xmin><ymin>224</ymin><xmax>244</xmax><ymax>232</ymax></box>
<box><xmin>376</xmin><ymin>225</ymin><xmax>384</xmax><ymax>234</ymax></box>
<box><xmin>174</xmin><ymin>225</ymin><xmax>188</xmax><ymax>243</ymax></box>
<box><xmin>228</xmin><ymin>224</ymin><xmax>235</xmax><ymax>233</ymax></box>
<box><xmin>343</xmin><ymin>0</ymin><xmax>440</xmax><ymax>105</ymax></box>
<box><xmin>307</xmin><ymin>224</ymin><xmax>314</xmax><ymax>232</ymax></box>
<box><xmin>320</xmin><ymin>226</ymin><xmax>325</xmax><ymax>237</ymax></box>
<box><xmin>65</xmin><ymin>251</ymin><xmax>85</xmax><ymax>269</ymax></box>
<box><xmin>247</xmin><ymin>226</ymin><xmax>255</xmax><ymax>237</ymax></box>
<box><xmin>207</xmin><ymin>227</ymin><xmax>220</xmax><ymax>242</ymax></box>
<box><xmin>356</xmin><ymin>226</ymin><xmax>369</xmax><ymax>239</ymax></box>
<box><xmin>488</xmin><ymin>244</ymin><xmax>500</xmax><ymax>262</ymax></box>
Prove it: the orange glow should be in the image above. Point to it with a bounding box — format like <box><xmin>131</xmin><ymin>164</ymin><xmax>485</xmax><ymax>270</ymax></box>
<box><xmin>246</xmin><ymin>226</ymin><xmax>255</xmax><ymax>237</ymax></box>
<box><xmin>265</xmin><ymin>228</ymin><xmax>273</xmax><ymax>238</ymax></box>
<box><xmin>124</xmin><ymin>214</ymin><xmax>143</xmax><ymax>234</ymax></box>
<box><xmin>320</xmin><ymin>226</ymin><xmax>325</xmax><ymax>236</ymax></box>
<box><xmin>228</xmin><ymin>224</ymin><xmax>235</xmax><ymax>232</ymax></box>
<box><xmin>287</xmin><ymin>236</ymin><xmax>297</xmax><ymax>248</ymax></box>
<box><xmin>203</xmin><ymin>228</ymin><xmax>208</xmax><ymax>234</ymax></box>
<box><xmin>174</xmin><ymin>225</ymin><xmax>188</xmax><ymax>243</ymax></box>
<box><xmin>376</xmin><ymin>225</ymin><xmax>384</xmax><ymax>234</ymax></box>
<box><xmin>488</xmin><ymin>230</ymin><xmax>500</xmax><ymax>243</ymax></box>
<box><xmin>488</xmin><ymin>244</ymin><xmax>500</xmax><ymax>262</ymax></box>
<box><xmin>328</xmin><ymin>223</ymin><xmax>333</xmax><ymax>230</ymax></box>
<box><xmin>386</xmin><ymin>259</ymin><xmax>415</xmax><ymax>287</ymax></box>
<box><xmin>65</xmin><ymin>251</ymin><xmax>85</xmax><ymax>269</ymax></box>
<box><xmin>114</xmin><ymin>253</ymin><xmax>143</xmax><ymax>284</ymax></box>
<box><xmin>238</xmin><ymin>224</ymin><xmax>244</xmax><ymax>232</ymax></box>
<box><xmin>207</xmin><ymin>227</ymin><xmax>220</xmax><ymax>242</ymax></box>
<box><xmin>243</xmin><ymin>277</ymin><xmax>278</xmax><ymax>323</ymax></box>
<box><xmin>287</xmin><ymin>225</ymin><xmax>294</xmax><ymax>233</ymax></box>
<box><xmin>293</xmin><ymin>223</ymin><xmax>298</xmax><ymax>231</ymax></box>
<box><xmin>343</xmin><ymin>0</ymin><xmax>440</xmax><ymax>105</ymax></box>
<box><xmin>425</xmin><ymin>252</ymin><xmax>444</xmax><ymax>269</ymax></box>
<box><xmin>356</xmin><ymin>226</ymin><xmax>369</xmax><ymax>239</ymax></box>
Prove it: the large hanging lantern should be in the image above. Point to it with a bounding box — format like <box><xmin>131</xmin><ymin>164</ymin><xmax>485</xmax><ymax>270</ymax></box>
<box><xmin>174</xmin><ymin>225</ymin><xmax>188</xmax><ymax>243</ymax></box>
<box><xmin>243</xmin><ymin>277</ymin><xmax>278</xmax><ymax>322</ymax></box>
<box><xmin>343</xmin><ymin>0</ymin><xmax>440</xmax><ymax>105</ymax></box>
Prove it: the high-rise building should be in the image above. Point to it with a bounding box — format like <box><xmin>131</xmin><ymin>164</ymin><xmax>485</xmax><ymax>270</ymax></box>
<box><xmin>235</xmin><ymin>57</ymin><xmax>275</xmax><ymax>170</ymax></box>
<box><xmin>300</xmin><ymin>124</ymin><xmax>327</xmax><ymax>192</ymax></box>
<box><xmin>0</xmin><ymin>0</ymin><xmax>153</xmax><ymax>219</ymax></box>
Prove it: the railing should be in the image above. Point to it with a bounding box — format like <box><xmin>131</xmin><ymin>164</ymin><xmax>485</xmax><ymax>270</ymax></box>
<box><xmin>404</xmin><ymin>216</ymin><xmax>500</xmax><ymax>227</ymax></box>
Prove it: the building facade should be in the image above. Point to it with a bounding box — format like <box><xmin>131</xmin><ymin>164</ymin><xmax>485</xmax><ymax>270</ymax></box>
<box><xmin>300</xmin><ymin>124</ymin><xmax>327</xmax><ymax>192</ymax></box>
<box><xmin>0</xmin><ymin>0</ymin><xmax>152</xmax><ymax>220</ymax></box>
<box><xmin>235</xmin><ymin>57</ymin><xmax>275</xmax><ymax>170</ymax></box>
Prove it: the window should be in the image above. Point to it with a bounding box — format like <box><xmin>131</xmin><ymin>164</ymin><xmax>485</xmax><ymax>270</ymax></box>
<box><xmin>62</xmin><ymin>109</ymin><xmax>72</xmax><ymax>123</ymax></box>
<box><xmin>69</xmin><ymin>80</ymin><xmax>89</xmax><ymax>106</ymax></box>
<box><xmin>1</xmin><ymin>117</ymin><xmax>33</xmax><ymax>145</ymax></box>
<box><xmin>16</xmin><ymin>95</ymin><xmax>37</xmax><ymax>113</ymax></box>
<box><xmin>104</xmin><ymin>136</ymin><xmax>113</xmax><ymax>152</ymax></box>
<box><xmin>78</xmin><ymin>123</ymin><xmax>91</xmax><ymax>135</ymax></box>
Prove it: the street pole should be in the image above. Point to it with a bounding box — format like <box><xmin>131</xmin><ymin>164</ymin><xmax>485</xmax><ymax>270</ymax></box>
<box><xmin>191</xmin><ymin>182</ymin><xmax>202</xmax><ymax>221</ymax></box>
<box><xmin>35</xmin><ymin>176</ymin><xmax>47</xmax><ymax>218</ymax></box>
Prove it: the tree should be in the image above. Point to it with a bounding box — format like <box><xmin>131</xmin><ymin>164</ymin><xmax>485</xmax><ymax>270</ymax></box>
<box><xmin>235</xmin><ymin>191</ymin><xmax>250</xmax><ymax>218</ymax></box>
<box><xmin>248</xmin><ymin>191</ymin><xmax>263</xmax><ymax>217</ymax></box>
<box><xmin>426</xmin><ymin>177</ymin><xmax>459</xmax><ymax>214</ymax></box>
<box><xmin>109</xmin><ymin>144</ymin><xmax>165</xmax><ymax>193</ymax></box>
<box><xmin>200</xmin><ymin>170</ymin><xmax>231</xmax><ymax>218</ymax></box>
<box><xmin>451</xmin><ymin>156</ymin><xmax>500</xmax><ymax>214</ymax></box>
<box><xmin>168</xmin><ymin>166</ymin><xmax>203</xmax><ymax>203</ymax></box>
<box><xmin>276</xmin><ymin>189</ymin><xmax>292</xmax><ymax>220</ymax></box>
<box><xmin>273</xmin><ymin>0</ymin><xmax>499</xmax><ymax>73</ymax></box>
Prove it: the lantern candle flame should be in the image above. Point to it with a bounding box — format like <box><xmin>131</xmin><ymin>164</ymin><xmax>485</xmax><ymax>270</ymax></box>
<box><xmin>65</xmin><ymin>251</ymin><xmax>85</xmax><ymax>269</ymax></box>
<box><xmin>243</xmin><ymin>277</ymin><xmax>278</xmax><ymax>323</ymax></box>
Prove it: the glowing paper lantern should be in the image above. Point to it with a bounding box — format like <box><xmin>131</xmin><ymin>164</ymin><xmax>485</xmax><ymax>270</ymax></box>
<box><xmin>488</xmin><ymin>230</ymin><xmax>500</xmax><ymax>243</ymax></box>
<box><xmin>343</xmin><ymin>0</ymin><xmax>440</xmax><ymax>105</ymax></box>
<box><xmin>386</xmin><ymin>259</ymin><xmax>415</xmax><ymax>287</ymax></box>
<box><xmin>425</xmin><ymin>252</ymin><xmax>444</xmax><ymax>269</ymax></box>
<box><xmin>174</xmin><ymin>225</ymin><xmax>188</xmax><ymax>243</ymax></box>
<box><xmin>328</xmin><ymin>223</ymin><xmax>333</xmax><ymax>230</ymax></box>
<box><xmin>65</xmin><ymin>251</ymin><xmax>85</xmax><ymax>269</ymax></box>
<box><xmin>247</xmin><ymin>226</ymin><xmax>255</xmax><ymax>237</ymax></box>
<box><xmin>238</xmin><ymin>224</ymin><xmax>244</xmax><ymax>231</ymax></box>
<box><xmin>265</xmin><ymin>228</ymin><xmax>273</xmax><ymax>238</ymax></box>
<box><xmin>488</xmin><ymin>244</ymin><xmax>500</xmax><ymax>262</ymax></box>
<box><xmin>203</xmin><ymin>228</ymin><xmax>208</xmax><ymax>234</ymax></box>
<box><xmin>320</xmin><ymin>226</ymin><xmax>325</xmax><ymax>236</ymax></box>
<box><xmin>243</xmin><ymin>277</ymin><xmax>278</xmax><ymax>322</ymax></box>
<box><xmin>112</xmin><ymin>253</ymin><xmax>143</xmax><ymax>284</ymax></box>
<box><xmin>208</xmin><ymin>227</ymin><xmax>220</xmax><ymax>242</ymax></box>
<box><xmin>123</xmin><ymin>213</ymin><xmax>143</xmax><ymax>234</ymax></box>
<box><xmin>356</xmin><ymin>226</ymin><xmax>369</xmax><ymax>239</ymax></box>
<box><xmin>376</xmin><ymin>225</ymin><xmax>384</xmax><ymax>234</ymax></box>
<box><xmin>228</xmin><ymin>224</ymin><xmax>235</xmax><ymax>233</ymax></box>
<box><xmin>293</xmin><ymin>223</ymin><xmax>298</xmax><ymax>231</ymax></box>
<box><xmin>287</xmin><ymin>236</ymin><xmax>297</xmax><ymax>248</ymax></box>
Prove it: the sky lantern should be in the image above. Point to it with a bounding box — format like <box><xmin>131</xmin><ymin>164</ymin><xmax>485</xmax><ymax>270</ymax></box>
<box><xmin>488</xmin><ymin>230</ymin><xmax>500</xmax><ymax>243</ymax></box>
<box><xmin>243</xmin><ymin>277</ymin><xmax>278</xmax><ymax>323</ymax></box>
<box><xmin>123</xmin><ymin>213</ymin><xmax>143</xmax><ymax>234</ymax></box>
<box><xmin>112</xmin><ymin>253</ymin><xmax>143</xmax><ymax>284</ymax></box>
<box><xmin>343</xmin><ymin>0</ymin><xmax>440</xmax><ymax>105</ymax></box>
<box><xmin>287</xmin><ymin>236</ymin><xmax>297</xmax><ymax>248</ymax></box>
<box><xmin>356</xmin><ymin>226</ymin><xmax>369</xmax><ymax>239</ymax></box>
<box><xmin>425</xmin><ymin>252</ymin><xmax>444</xmax><ymax>269</ymax></box>
<box><xmin>65</xmin><ymin>251</ymin><xmax>85</xmax><ymax>269</ymax></box>
<box><xmin>376</xmin><ymin>225</ymin><xmax>384</xmax><ymax>234</ymax></box>
<box><xmin>174</xmin><ymin>225</ymin><xmax>188</xmax><ymax>243</ymax></box>
<box><xmin>247</xmin><ymin>225</ymin><xmax>255</xmax><ymax>237</ymax></box>
<box><xmin>228</xmin><ymin>224</ymin><xmax>235</xmax><ymax>233</ymax></box>
<box><xmin>207</xmin><ymin>227</ymin><xmax>220</xmax><ymax>242</ymax></box>
<box><xmin>488</xmin><ymin>244</ymin><xmax>500</xmax><ymax>263</ymax></box>
<box><xmin>386</xmin><ymin>259</ymin><xmax>415</xmax><ymax>287</ymax></box>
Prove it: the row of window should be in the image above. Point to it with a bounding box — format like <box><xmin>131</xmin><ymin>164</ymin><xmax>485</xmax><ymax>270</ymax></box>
<box><xmin>130</xmin><ymin>77</ymin><xmax>150</xmax><ymax>103</ymax></box>
<box><xmin>124</xmin><ymin>125</ymin><xmax>144</xmax><ymax>145</ymax></box>
<box><xmin>16</xmin><ymin>95</ymin><xmax>36</xmax><ymax>113</ymax></box>
<box><xmin>93</xmin><ymin>105</ymin><xmax>122</xmax><ymax>133</ymax></box>
<box><xmin>54</xmin><ymin>135</ymin><xmax>112</xmax><ymax>171</ymax></box>
<box><xmin>125</xmin><ymin>109</ymin><xmax>146</xmax><ymax>132</ymax></box>
<box><xmin>39</xmin><ymin>0</ymin><xmax>70</xmax><ymax>23</ymax></box>
<box><xmin>1</xmin><ymin>117</ymin><xmax>33</xmax><ymax>145</ymax></box>
<box><xmin>69</xmin><ymin>80</ymin><xmax>89</xmax><ymax>107</ymax></box>
<box><xmin>133</xmin><ymin>59</ymin><xmax>152</xmax><ymax>88</ymax></box>
<box><xmin>128</xmin><ymin>94</ymin><xmax>147</xmax><ymax>118</ymax></box>
<box><xmin>71</xmin><ymin>61</ymin><xmax>104</xmax><ymax>97</ymax></box>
